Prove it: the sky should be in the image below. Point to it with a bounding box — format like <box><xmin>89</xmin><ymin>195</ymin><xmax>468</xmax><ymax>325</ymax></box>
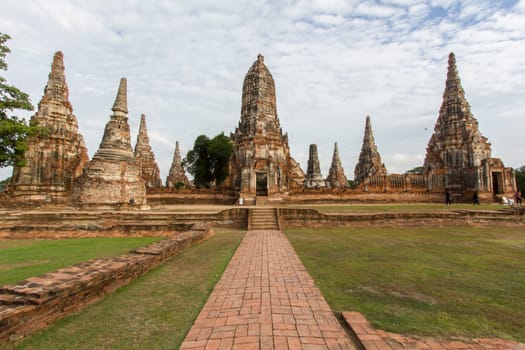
<box><xmin>1</xmin><ymin>0</ymin><xmax>524</xmax><ymax>182</ymax></box>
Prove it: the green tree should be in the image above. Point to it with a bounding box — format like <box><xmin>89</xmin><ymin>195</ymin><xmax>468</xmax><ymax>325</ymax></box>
<box><xmin>184</xmin><ymin>133</ymin><xmax>233</xmax><ymax>188</ymax></box>
<box><xmin>208</xmin><ymin>133</ymin><xmax>233</xmax><ymax>185</ymax></box>
<box><xmin>0</xmin><ymin>176</ymin><xmax>11</xmax><ymax>192</ymax></box>
<box><xmin>405</xmin><ymin>166</ymin><xmax>423</xmax><ymax>174</ymax></box>
<box><xmin>185</xmin><ymin>135</ymin><xmax>212</xmax><ymax>187</ymax></box>
<box><xmin>515</xmin><ymin>166</ymin><xmax>525</xmax><ymax>192</ymax></box>
<box><xmin>0</xmin><ymin>33</ymin><xmax>41</xmax><ymax>168</ymax></box>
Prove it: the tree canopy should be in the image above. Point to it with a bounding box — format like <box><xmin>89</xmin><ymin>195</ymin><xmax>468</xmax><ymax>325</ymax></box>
<box><xmin>0</xmin><ymin>33</ymin><xmax>40</xmax><ymax>168</ymax></box>
<box><xmin>184</xmin><ymin>133</ymin><xmax>233</xmax><ymax>188</ymax></box>
<box><xmin>405</xmin><ymin>166</ymin><xmax>423</xmax><ymax>174</ymax></box>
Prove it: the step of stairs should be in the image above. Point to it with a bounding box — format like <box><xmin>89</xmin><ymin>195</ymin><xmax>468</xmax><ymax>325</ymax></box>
<box><xmin>249</xmin><ymin>208</ymin><xmax>280</xmax><ymax>230</ymax></box>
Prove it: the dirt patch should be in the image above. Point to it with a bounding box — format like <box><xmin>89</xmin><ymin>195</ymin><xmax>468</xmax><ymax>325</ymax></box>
<box><xmin>0</xmin><ymin>260</ymin><xmax>51</xmax><ymax>271</ymax></box>
<box><xmin>389</xmin><ymin>290</ymin><xmax>438</xmax><ymax>305</ymax></box>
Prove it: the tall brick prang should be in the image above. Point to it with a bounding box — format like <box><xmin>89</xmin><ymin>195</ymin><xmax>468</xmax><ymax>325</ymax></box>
<box><xmin>9</xmin><ymin>51</ymin><xmax>89</xmax><ymax>202</ymax></box>
<box><xmin>226</xmin><ymin>54</ymin><xmax>304</xmax><ymax>203</ymax></box>
<box><xmin>423</xmin><ymin>52</ymin><xmax>515</xmax><ymax>195</ymax></box>
<box><xmin>424</xmin><ymin>52</ymin><xmax>492</xmax><ymax>174</ymax></box>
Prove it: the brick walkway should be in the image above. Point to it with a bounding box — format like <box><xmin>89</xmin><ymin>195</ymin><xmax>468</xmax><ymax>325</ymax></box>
<box><xmin>180</xmin><ymin>230</ymin><xmax>356</xmax><ymax>350</ymax></box>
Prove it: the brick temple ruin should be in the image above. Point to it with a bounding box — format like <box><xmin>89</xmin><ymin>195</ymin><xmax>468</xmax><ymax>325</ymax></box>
<box><xmin>9</xmin><ymin>52</ymin><xmax>89</xmax><ymax>202</ymax></box>
<box><xmin>224</xmin><ymin>54</ymin><xmax>305</xmax><ymax>205</ymax></box>
<box><xmin>422</xmin><ymin>53</ymin><xmax>516</xmax><ymax>197</ymax></box>
<box><xmin>73</xmin><ymin>78</ymin><xmax>146</xmax><ymax>206</ymax></box>
<box><xmin>5</xmin><ymin>52</ymin><xmax>516</xmax><ymax>205</ymax></box>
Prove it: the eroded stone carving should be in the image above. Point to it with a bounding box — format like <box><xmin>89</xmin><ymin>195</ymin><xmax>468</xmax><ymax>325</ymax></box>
<box><xmin>9</xmin><ymin>51</ymin><xmax>89</xmax><ymax>202</ymax></box>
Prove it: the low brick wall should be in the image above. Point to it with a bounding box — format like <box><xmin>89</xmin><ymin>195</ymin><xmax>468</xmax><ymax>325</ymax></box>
<box><xmin>284</xmin><ymin>191</ymin><xmax>444</xmax><ymax>204</ymax></box>
<box><xmin>0</xmin><ymin>223</ymin><xmax>214</xmax><ymax>345</ymax></box>
<box><xmin>146</xmin><ymin>191</ymin><xmax>238</xmax><ymax>205</ymax></box>
<box><xmin>0</xmin><ymin>208</ymin><xmax>248</xmax><ymax>239</ymax></box>
<box><xmin>279</xmin><ymin>208</ymin><xmax>524</xmax><ymax>228</ymax></box>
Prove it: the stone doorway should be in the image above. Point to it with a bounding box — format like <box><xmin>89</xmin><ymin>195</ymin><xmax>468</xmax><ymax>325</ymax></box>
<box><xmin>492</xmin><ymin>172</ymin><xmax>503</xmax><ymax>194</ymax></box>
<box><xmin>256</xmin><ymin>172</ymin><xmax>268</xmax><ymax>196</ymax></box>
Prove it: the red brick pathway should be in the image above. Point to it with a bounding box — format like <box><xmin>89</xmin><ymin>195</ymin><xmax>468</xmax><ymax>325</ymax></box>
<box><xmin>180</xmin><ymin>230</ymin><xmax>356</xmax><ymax>350</ymax></box>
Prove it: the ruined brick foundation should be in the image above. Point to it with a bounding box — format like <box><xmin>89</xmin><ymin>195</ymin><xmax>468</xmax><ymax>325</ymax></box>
<box><xmin>0</xmin><ymin>223</ymin><xmax>213</xmax><ymax>344</ymax></box>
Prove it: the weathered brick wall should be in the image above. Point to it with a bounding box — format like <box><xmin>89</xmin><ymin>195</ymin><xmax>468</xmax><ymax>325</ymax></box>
<box><xmin>146</xmin><ymin>191</ymin><xmax>238</xmax><ymax>205</ymax></box>
<box><xmin>0</xmin><ymin>209</ymin><xmax>248</xmax><ymax>239</ymax></box>
<box><xmin>284</xmin><ymin>191</ymin><xmax>444</xmax><ymax>204</ymax></box>
<box><xmin>279</xmin><ymin>208</ymin><xmax>524</xmax><ymax>228</ymax></box>
<box><xmin>0</xmin><ymin>223</ymin><xmax>213</xmax><ymax>344</ymax></box>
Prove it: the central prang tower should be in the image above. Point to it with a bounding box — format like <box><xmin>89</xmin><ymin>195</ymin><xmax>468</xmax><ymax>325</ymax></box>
<box><xmin>226</xmin><ymin>55</ymin><xmax>304</xmax><ymax>204</ymax></box>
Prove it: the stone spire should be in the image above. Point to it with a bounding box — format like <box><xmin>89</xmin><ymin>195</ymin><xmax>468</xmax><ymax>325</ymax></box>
<box><xmin>95</xmin><ymin>77</ymin><xmax>134</xmax><ymax>158</ymax></box>
<box><xmin>304</xmin><ymin>144</ymin><xmax>326</xmax><ymax>188</ymax></box>
<box><xmin>166</xmin><ymin>141</ymin><xmax>191</xmax><ymax>188</ymax></box>
<box><xmin>74</xmin><ymin>78</ymin><xmax>146</xmax><ymax>206</ymax></box>
<box><xmin>354</xmin><ymin>115</ymin><xmax>387</xmax><ymax>184</ymax></box>
<box><xmin>40</xmin><ymin>51</ymin><xmax>71</xmax><ymax>107</ymax></box>
<box><xmin>226</xmin><ymin>54</ymin><xmax>304</xmax><ymax>201</ymax></box>
<box><xmin>9</xmin><ymin>51</ymin><xmax>89</xmax><ymax>202</ymax></box>
<box><xmin>236</xmin><ymin>53</ymin><xmax>280</xmax><ymax>139</ymax></box>
<box><xmin>325</xmin><ymin>142</ymin><xmax>348</xmax><ymax>189</ymax></box>
<box><xmin>112</xmin><ymin>76</ymin><xmax>128</xmax><ymax>114</ymax></box>
<box><xmin>423</xmin><ymin>53</ymin><xmax>491</xmax><ymax>174</ymax></box>
<box><xmin>134</xmin><ymin>114</ymin><xmax>162</xmax><ymax>188</ymax></box>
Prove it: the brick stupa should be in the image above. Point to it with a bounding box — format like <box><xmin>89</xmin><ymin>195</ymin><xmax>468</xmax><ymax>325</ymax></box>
<box><xmin>226</xmin><ymin>54</ymin><xmax>304</xmax><ymax>203</ymax></box>
<box><xmin>325</xmin><ymin>142</ymin><xmax>348</xmax><ymax>189</ymax></box>
<box><xmin>166</xmin><ymin>141</ymin><xmax>191</xmax><ymax>188</ymax></box>
<box><xmin>73</xmin><ymin>78</ymin><xmax>146</xmax><ymax>205</ymax></box>
<box><xmin>9</xmin><ymin>51</ymin><xmax>89</xmax><ymax>202</ymax></box>
<box><xmin>304</xmin><ymin>144</ymin><xmax>326</xmax><ymax>188</ymax></box>
<box><xmin>134</xmin><ymin>114</ymin><xmax>162</xmax><ymax>188</ymax></box>
<box><xmin>354</xmin><ymin>115</ymin><xmax>387</xmax><ymax>184</ymax></box>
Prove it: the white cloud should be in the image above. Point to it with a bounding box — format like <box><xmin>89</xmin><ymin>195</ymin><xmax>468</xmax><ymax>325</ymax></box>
<box><xmin>354</xmin><ymin>2</ymin><xmax>403</xmax><ymax>18</ymax></box>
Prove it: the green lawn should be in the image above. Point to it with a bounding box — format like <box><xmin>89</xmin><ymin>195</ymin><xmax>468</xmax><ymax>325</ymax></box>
<box><xmin>0</xmin><ymin>237</ymin><xmax>164</xmax><ymax>286</ymax></box>
<box><xmin>286</xmin><ymin>226</ymin><xmax>525</xmax><ymax>342</ymax></box>
<box><xmin>7</xmin><ymin>228</ymin><xmax>245</xmax><ymax>350</ymax></box>
<box><xmin>286</xmin><ymin>203</ymin><xmax>501</xmax><ymax>213</ymax></box>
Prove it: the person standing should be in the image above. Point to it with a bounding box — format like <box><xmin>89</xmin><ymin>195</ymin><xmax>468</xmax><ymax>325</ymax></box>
<box><xmin>445</xmin><ymin>190</ymin><xmax>452</xmax><ymax>206</ymax></box>
<box><xmin>472</xmin><ymin>192</ymin><xmax>480</xmax><ymax>205</ymax></box>
<box><xmin>515</xmin><ymin>190</ymin><xmax>522</xmax><ymax>205</ymax></box>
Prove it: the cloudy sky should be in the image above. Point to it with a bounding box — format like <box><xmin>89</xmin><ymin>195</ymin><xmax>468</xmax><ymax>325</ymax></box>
<box><xmin>1</xmin><ymin>0</ymin><xmax>524</xmax><ymax>182</ymax></box>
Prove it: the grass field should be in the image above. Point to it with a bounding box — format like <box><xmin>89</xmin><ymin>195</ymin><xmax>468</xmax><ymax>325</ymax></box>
<box><xmin>6</xmin><ymin>228</ymin><xmax>245</xmax><ymax>350</ymax></box>
<box><xmin>286</xmin><ymin>203</ymin><xmax>502</xmax><ymax>213</ymax></box>
<box><xmin>0</xmin><ymin>237</ymin><xmax>163</xmax><ymax>286</ymax></box>
<box><xmin>286</xmin><ymin>226</ymin><xmax>525</xmax><ymax>342</ymax></box>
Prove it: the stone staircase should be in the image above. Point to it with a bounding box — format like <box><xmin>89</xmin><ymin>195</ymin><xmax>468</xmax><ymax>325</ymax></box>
<box><xmin>248</xmin><ymin>208</ymin><xmax>280</xmax><ymax>230</ymax></box>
